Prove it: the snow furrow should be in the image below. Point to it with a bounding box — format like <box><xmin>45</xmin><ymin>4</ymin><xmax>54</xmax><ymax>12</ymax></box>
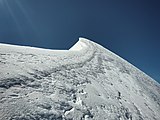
<box><xmin>0</xmin><ymin>38</ymin><xmax>160</xmax><ymax>120</ymax></box>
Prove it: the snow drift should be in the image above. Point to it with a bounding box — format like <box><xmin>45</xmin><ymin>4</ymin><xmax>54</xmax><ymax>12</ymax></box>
<box><xmin>0</xmin><ymin>38</ymin><xmax>160</xmax><ymax>120</ymax></box>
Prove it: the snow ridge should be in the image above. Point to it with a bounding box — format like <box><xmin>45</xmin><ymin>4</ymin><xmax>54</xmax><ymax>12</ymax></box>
<box><xmin>0</xmin><ymin>38</ymin><xmax>160</xmax><ymax>120</ymax></box>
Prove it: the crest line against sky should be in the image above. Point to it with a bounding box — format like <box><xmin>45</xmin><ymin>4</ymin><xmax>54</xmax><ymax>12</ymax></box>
<box><xmin>0</xmin><ymin>0</ymin><xmax>160</xmax><ymax>83</ymax></box>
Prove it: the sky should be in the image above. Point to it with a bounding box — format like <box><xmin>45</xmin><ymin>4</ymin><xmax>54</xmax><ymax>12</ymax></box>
<box><xmin>0</xmin><ymin>0</ymin><xmax>160</xmax><ymax>83</ymax></box>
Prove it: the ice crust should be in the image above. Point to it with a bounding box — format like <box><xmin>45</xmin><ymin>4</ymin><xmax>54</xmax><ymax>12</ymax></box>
<box><xmin>0</xmin><ymin>38</ymin><xmax>160</xmax><ymax>120</ymax></box>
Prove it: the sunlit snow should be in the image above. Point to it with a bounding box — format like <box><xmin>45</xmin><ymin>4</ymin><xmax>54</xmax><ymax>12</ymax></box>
<box><xmin>0</xmin><ymin>38</ymin><xmax>160</xmax><ymax>120</ymax></box>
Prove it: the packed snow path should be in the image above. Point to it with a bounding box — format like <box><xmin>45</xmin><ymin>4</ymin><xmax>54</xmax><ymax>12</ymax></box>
<box><xmin>0</xmin><ymin>38</ymin><xmax>160</xmax><ymax>120</ymax></box>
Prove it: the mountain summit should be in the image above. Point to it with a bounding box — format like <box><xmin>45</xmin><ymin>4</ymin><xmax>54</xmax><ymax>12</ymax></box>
<box><xmin>0</xmin><ymin>38</ymin><xmax>160</xmax><ymax>120</ymax></box>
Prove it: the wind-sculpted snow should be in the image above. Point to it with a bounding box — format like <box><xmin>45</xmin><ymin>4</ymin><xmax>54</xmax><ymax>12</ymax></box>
<box><xmin>0</xmin><ymin>38</ymin><xmax>160</xmax><ymax>120</ymax></box>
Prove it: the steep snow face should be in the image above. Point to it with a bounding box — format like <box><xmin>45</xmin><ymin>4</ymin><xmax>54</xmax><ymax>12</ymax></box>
<box><xmin>0</xmin><ymin>38</ymin><xmax>160</xmax><ymax>120</ymax></box>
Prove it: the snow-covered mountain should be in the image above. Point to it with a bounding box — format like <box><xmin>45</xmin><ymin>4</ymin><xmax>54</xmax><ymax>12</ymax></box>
<box><xmin>0</xmin><ymin>38</ymin><xmax>160</xmax><ymax>120</ymax></box>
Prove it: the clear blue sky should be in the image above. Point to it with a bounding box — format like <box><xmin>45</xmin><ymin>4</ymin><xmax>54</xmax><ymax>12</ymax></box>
<box><xmin>0</xmin><ymin>0</ymin><xmax>160</xmax><ymax>83</ymax></box>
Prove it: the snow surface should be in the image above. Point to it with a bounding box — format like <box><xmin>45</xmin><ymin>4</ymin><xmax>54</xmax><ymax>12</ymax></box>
<box><xmin>0</xmin><ymin>38</ymin><xmax>160</xmax><ymax>120</ymax></box>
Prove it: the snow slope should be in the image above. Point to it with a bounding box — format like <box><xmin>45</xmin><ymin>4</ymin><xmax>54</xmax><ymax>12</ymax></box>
<box><xmin>0</xmin><ymin>38</ymin><xmax>160</xmax><ymax>120</ymax></box>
